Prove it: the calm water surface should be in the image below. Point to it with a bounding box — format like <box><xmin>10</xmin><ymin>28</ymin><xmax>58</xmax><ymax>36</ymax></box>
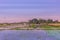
<box><xmin>0</xmin><ymin>30</ymin><xmax>60</xmax><ymax>40</ymax></box>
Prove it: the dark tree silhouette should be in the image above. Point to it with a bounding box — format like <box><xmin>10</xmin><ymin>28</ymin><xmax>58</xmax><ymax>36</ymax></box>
<box><xmin>39</xmin><ymin>19</ymin><xmax>46</xmax><ymax>23</ymax></box>
<box><xmin>47</xmin><ymin>19</ymin><xmax>53</xmax><ymax>23</ymax></box>
<box><xmin>29</xmin><ymin>18</ymin><xmax>39</xmax><ymax>24</ymax></box>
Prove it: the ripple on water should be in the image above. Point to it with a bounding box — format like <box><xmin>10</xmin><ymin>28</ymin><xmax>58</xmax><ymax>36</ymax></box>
<box><xmin>0</xmin><ymin>30</ymin><xmax>60</xmax><ymax>40</ymax></box>
<box><xmin>46</xmin><ymin>30</ymin><xmax>60</xmax><ymax>40</ymax></box>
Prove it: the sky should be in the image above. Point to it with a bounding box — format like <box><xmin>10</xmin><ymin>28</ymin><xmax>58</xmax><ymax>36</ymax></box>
<box><xmin>0</xmin><ymin>0</ymin><xmax>59</xmax><ymax>23</ymax></box>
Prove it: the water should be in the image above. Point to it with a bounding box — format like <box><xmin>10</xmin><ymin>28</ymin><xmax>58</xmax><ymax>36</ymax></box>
<box><xmin>0</xmin><ymin>30</ymin><xmax>60</xmax><ymax>40</ymax></box>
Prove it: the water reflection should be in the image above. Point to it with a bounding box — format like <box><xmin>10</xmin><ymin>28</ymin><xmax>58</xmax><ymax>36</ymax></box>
<box><xmin>0</xmin><ymin>30</ymin><xmax>60</xmax><ymax>40</ymax></box>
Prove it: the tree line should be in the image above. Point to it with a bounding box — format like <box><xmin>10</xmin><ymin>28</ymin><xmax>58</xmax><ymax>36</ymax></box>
<box><xmin>29</xmin><ymin>18</ymin><xmax>59</xmax><ymax>24</ymax></box>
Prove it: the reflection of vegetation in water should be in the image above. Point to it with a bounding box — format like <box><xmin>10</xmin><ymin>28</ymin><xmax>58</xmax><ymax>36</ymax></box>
<box><xmin>46</xmin><ymin>30</ymin><xmax>60</xmax><ymax>40</ymax></box>
<box><xmin>48</xmin><ymin>30</ymin><xmax>60</xmax><ymax>36</ymax></box>
<box><xmin>37</xmin><ymin>36</ymin><xmax>43</xmax><ymax>40</ymax></box>
<box><xmin>47</xmin><ymin>30</ymin><xmax>56</xmax><ymax>36</ymax></box>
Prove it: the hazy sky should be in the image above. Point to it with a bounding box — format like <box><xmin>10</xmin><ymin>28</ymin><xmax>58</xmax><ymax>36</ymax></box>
<box><xmin>0</xmin><ymin>0</ymin><xmax>59</xmax><ymax>23</ymax></box>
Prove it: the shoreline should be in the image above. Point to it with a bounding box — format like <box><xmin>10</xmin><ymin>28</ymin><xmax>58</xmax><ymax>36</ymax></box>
<box><xmin>0</xmin><ymin>28</ymin><xmax>60</xmax><ymax>30</ymax></box>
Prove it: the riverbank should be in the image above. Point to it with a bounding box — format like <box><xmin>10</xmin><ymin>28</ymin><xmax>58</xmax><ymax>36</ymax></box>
<box><xmin>0</xmin><ymin>23</ymin><xmax>60</xmax><ymax>30</ymax></box>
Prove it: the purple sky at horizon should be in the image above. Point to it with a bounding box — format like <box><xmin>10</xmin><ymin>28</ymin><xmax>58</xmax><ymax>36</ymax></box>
<box><xmin>0</xmin><ymin>0</ymin><xmax>59</xmax><ymax>23</ymax></box>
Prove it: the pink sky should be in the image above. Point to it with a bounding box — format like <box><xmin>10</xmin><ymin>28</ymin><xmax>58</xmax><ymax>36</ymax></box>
<box><xmin>0</xmin><ymin>0</ymin><xmax>58</xmax><ymax>23</ymax></box>
<box><xmin>0</xmin><ymin>15</ymin><xmax>60</xmax><ymax>23</ymax></box>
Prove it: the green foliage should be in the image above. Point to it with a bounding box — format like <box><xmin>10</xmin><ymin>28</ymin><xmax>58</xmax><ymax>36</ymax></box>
<box><xmin>30</xmin><ymin>24</ymin><xmax>37</xmax><ymax>28</ymax></box>
<box><xmin>12</xmin><ymin>27</ymin><xmax>21</xmax><ymax>30</ymax></box>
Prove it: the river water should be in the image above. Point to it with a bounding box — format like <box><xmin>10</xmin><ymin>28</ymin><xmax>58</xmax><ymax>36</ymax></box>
<box><xmin>0</xmin><ymin>30</ymin><xmax>60</xmax><ymax>40</ymax></box>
